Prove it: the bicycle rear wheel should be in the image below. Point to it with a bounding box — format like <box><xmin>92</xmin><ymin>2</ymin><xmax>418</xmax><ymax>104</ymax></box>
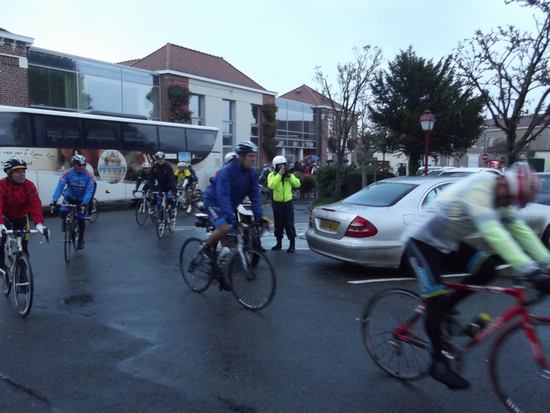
<box><xmin>2</xmin><ymin>265</ymin><xmax>11</xmax><ymax>296</ymax></box>
<box><xmin>135</xmin><ymin>200</ymin><xmax>147</xmax><ymax>227</ymax></box>
<box><xmin>156</xmin><ymin>207</ymin><xmax>166</xmax><ymax>239</ymax></box>
<box><xmin>64</xmin><ymin>223</ymin><xmax>74</xmax><ymax>262</ymax></box>
<box><xmin>361</xmin><ymin>288</ymin><xmax>431</xmax><ymax>380</ymax></box>
<box><xmin>13</xmin><ymin>254</ymin><xmax>33</xmax><ymax>317</ymax></box>
<box><xmin>87</xmin><ymin>198</ymin><xmax>99</xmax><ymax>223</ymax></box>
<box><xmin>489</xmin><ymin>318</ymin><xmax>550</xmax><ymax>412</ymax></box>
<box><xmin>226</xmin><ymin>249</ymin><xmax>276</xmax><ymax>311</ymax></box>
<box><xmin>179</xmin><ymin>237</ymin><xmax>212</xmax><ymax>292</ymax></box>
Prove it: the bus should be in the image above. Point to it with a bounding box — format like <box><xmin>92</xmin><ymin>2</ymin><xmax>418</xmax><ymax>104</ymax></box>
<box><xmin>0</xmin><ymin>106</ymin><xmax>220</xmax><ymax>206</ymax></box>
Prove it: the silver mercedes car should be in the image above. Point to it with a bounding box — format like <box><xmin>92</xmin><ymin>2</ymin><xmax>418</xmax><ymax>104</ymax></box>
<box><xmin>306</xmin><ymin>176</ymin><xmax>550</xmax><ymax>268</ymax></box>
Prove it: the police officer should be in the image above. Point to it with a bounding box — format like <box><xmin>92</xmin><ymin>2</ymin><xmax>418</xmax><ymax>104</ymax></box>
<box><xmin>268</xmin><ymin>155</ymin><xmax>301</xmax><ymax>253</ymax></box>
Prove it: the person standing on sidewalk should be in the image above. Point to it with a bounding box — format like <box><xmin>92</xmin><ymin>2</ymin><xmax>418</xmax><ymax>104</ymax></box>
<box><xmin>268</xmin><ymin>155</ymin><xmax>301</xmax><ymax>253</ymax></box>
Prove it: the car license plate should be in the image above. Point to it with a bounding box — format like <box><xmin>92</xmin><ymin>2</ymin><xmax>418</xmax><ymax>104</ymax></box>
<box><xmin>319</xmin><ymin>219</ymin><xmax>339</xmax><ymax>231</ymax></box>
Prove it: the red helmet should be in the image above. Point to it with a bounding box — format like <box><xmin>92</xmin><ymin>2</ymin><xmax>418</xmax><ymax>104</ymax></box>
<box><xmin>504</xmin><ymin>162</ymin><xmax>540</xmax><ymax>207</ymax></box>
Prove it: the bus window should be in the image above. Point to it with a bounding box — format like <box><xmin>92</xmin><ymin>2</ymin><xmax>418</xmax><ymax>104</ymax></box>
<box><xmin>158</xmin><ymin>126</ymin><xmax>186</xmax><ymax>151</ymax></box>
<box><xmin>187</xmin><ymin>128</ymin><xmax>217</xmax><ymax>153</ymax></box>
<box><xmin>122</xmin><ymin>123</ymin><xmax>157</xmax><ymax>151</ymax></box>
<box><xmin>36</xmin><ymin>115</ymin><xmax>81</xmax><ymax>147</ymax></box>
<box><xmin>83</xmin><ymin>119</ymin><xmax>119</xmax><ymax>148</ymax></box>
<box><xmin>0</xmin><ymin>113</ymin><xmax>31</xmax><ymax>146</ymax></box>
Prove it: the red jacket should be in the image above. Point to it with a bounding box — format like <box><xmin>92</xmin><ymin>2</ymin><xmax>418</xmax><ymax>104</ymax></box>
<box><xmin>0</xmin><ymin>178</ymin><xmax>44</xmax><ymax>225</ymax></box>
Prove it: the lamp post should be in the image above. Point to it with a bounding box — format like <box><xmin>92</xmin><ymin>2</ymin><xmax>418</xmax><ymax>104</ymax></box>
<box><xmin>419</xmin><ymin>110</ymin><xmax>436</xmax><ymax>176</ymax></box>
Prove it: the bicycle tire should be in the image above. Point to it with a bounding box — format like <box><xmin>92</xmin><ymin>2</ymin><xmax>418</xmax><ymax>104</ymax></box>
<box><xmin>2</xmin><ymin>265</ymin><xmax>11</xmax><ymax>296</ymax></box>
<box><xmin>13</xmin><ymin>254</ymin><xmax>33</xmax><ymax>317</ymax></box>
<box><xmin>135</xmin><ymin>200</ymin><xmax>147</xmax><ymax>227</ymax></box>
<box><xmin>87</xmin><ymin>198</ymin><xmax>99</xmax><ymax>223</ymax></box>
<box><xmin>156</xmin><ymin>206</ymin><xmax>166</xmax><ymax>239</ymax></box>
<box><xmin>361</xmin><ymin>288</ymin><xmax>431</xmax><ymax>380</ymax></box>
<box><xmin>64</xmin><ymin>222</ymin><xmax>74</xmax><ymax>263</ymax></box>
<box><xmin>226</xmin><ymin>249</ymin><xmax>276</xmax><ymax>311</ymax></box>
<box><xmin>179</xmin><ymin>237</ymin><xmax>212</xmax><ymax>292</ymax></box>
<box><xmin>489</xmin><ymin>318</ymin><xmax>550</xmax><ymax>412</ymax></box>
<box><xmin>168</xmin><ymin>208</ymin><xmax>177</xmax><ymax>233</ymax></box>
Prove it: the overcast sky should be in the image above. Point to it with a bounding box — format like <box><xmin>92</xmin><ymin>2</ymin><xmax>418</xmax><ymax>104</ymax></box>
<box><xmin>1</xmin><ymin>0</ymin><xmax>540</xmax><ymax>94</ymax></box>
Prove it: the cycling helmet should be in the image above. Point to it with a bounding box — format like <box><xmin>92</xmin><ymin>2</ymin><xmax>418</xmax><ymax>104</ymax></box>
<box><xmin>503</xmin><ymin>162</ymin><xmax>540</xmax><ymax>207</ymax></box>
<box><xmin>142</xmin><ymin>162</ymin><xmax>151</xmax><ymax>168</ymax></box>
<box><xmin>272</xmin><ymin>155</ymin><xmax>287</xmax><ymax>167</ymax></box>
<box><xmin>234</xmin><ymin>141</ymin><xmax>258</xmax><ymax>155</ymax></box>
<box><xmin>155</xmin><ymin>151</ymin><xmax>166</xmax><ymax>159</ymax></box>
<box><xmin>224</xmin><ymin>152</ymin><xmax>237</xmax><ymax>164</ymax></box>
<box><xmin>3</xmin><ymin>158</ymin><xmax>27</xmax><ymax>174</ymax></box>
<box><xmin>72</xmin><ymin>154</ymin><xmax>87</xmax><ymax>166</ymax></box>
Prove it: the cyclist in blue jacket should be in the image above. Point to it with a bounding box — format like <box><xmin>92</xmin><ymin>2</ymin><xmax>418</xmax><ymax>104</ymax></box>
<box><xmin>50</xmin><ymin>155</ymin><xmax>95</xmax><ymax>249</ymax></box>
<box><xmin>200</xmin><ymin>141</ymin><xmax>264</xmax><ymax>289</ymax></box>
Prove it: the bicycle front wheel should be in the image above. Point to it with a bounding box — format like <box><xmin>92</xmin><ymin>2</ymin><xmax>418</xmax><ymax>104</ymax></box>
<box><xmin>361</xmin><ymin>289</ymin><xmax>431</xmax><ymax>380</ymax></box>
<box><xmin>489</xmin><ymin>318</ymin><xmax>550</xmax><ymax>412</ymax></box>
<box><xmin>168</xmin><ymin>208</ymin><xmax>177</xmax><ymax>233</ymax></box>
<box><xmin>87</xmin><ymin>198</ymin><xmax>99</xmax><ymax>223</ymax></box>
<box><xmin>156</xmin><ymin>207</ymin><xmax>166</xmax><ymax>239</ymax></box>
<box><xmin>179</xmin><ymin>238</ymin><xmax>212</xmax><ymax>292</ymax></box>
<box><xmin>135</xmin><ymin>200</ymin><xmax>147</xmax><ymax>227</ymax></box>
<box><xmin>64</xmin><ymin>223</ymin><xmax>74</xmax><ymax>262</ymax></box>
<box><xmin>14</xmin><ymin>254</ymin><xmax>33</xmax><ymax>317</ymax></box>
<box><xmin>227</xmin><ymin>249</ymin><xmax>276</xmax><ymax>311</ymax></box>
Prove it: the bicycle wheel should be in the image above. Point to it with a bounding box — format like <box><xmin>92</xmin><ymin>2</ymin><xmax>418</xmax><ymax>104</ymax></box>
<box><xmin>135</xmin><ymin>200</ymin><xmax>147</xmax><ymax>227</ymax></box>
<box><xmin>489</xmin><ymin>318</ymin><xmax>550</xmax><ymax>412</ymax></box>
<box><xmin>226</xmin><ymin>249</ymin><xmax>276</xmax><ymax>311</ymax></box>
<box><xmin>64</xmin><ymin>223</ymin><xmax>74</xmax><ymax>263</ymax></box>
<box><xmin>2</xmin><ymin>265</ymin><xmax>11</xmax><ymax>296</ymax></box>
<box><xmin>13</xmin><ymin>254</ymin><xmax>33</xmax><ymax>317</ymax></box>
<box><xmin>87</xmin><ymin>198</ymin><xmax>99</xmax><ymax>223</ymax></box>
<box><xmin>361</xmin><ymin>289</ymin><xmax>431</xmax><ymax>380</ymax></box>
<box><xmin>179</xmin><ymin>237</ymin><xmax>212</xmax><ymax>292</ymax></box>
<box><xmin>168</xmin><ymin>208</ymin><xmax>177</xmax><ymax>233</ymax></box>
<box><xmin>156</xmin><ymin>207</ymin><xmax>166</xmax><ymax>239</ymax></box>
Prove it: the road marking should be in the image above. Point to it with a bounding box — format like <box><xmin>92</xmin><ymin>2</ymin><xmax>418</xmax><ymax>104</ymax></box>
<box><xmin>347</xmin><ymin>273</ymin><xmax>469</xmax><ymax>285</ymax></box>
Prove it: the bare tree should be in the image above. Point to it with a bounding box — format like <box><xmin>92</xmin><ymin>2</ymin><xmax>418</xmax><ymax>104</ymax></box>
<box><xmin>454</xmin><ymin>0</ymin><xmax>550</xmax><ymax>164</ymax></box>
<box><xmin>314</xmin><ymin>45</ymin><xmax>382</xmax><ymax>199</ymax></box>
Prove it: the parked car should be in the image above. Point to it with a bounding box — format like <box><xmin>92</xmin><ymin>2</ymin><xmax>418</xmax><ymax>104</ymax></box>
<box><xmin>438</xmin><ymin>167</ymin><xmax>501</xmax><ymax>177</ymax></box>
<box><xmin>535</xmin><ymin>172</ymin><xmax>550</xmax><ymax>206</ymax></box>
<box><xmin>306</xmin><ymin>176</ymin><xmax>550</xmax><ymax>269</ymax></box>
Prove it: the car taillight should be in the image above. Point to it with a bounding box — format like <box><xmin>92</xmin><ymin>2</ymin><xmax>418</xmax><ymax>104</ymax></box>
<box><xmin>345</xmin><ymin>216</ymin><xmax>378</xmax><ymax>238</ymax></box>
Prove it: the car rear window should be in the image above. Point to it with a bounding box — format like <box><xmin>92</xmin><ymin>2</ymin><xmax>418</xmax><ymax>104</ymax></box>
<box><xmin>342</xmin><ymin>182</ymin><xmax>417</xmax><ymax>206</ymax></box>
<box><xmin>439</xmin><ymin>171</ymin><xmax>474</xmax><ymax>177</ymax></box>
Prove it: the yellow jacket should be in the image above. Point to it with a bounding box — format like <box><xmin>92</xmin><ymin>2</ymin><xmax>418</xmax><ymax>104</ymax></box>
<box><xmin>267</xmin><ymin>171</ymin><xmax>301</xmax><ymax>202</ymax></box>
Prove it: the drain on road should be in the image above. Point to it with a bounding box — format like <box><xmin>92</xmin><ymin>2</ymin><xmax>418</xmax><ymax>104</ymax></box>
<box><xmin>63</xmin><ymin>293</ymin><xmax>94</xmax><ymax>305</ymax></box>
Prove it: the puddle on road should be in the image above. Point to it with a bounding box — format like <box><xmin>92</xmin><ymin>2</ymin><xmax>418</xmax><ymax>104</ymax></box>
<box><xmin>62</xmin><ymin>293</ymin><xmax>94</xmax><ymax>306</ymax></box>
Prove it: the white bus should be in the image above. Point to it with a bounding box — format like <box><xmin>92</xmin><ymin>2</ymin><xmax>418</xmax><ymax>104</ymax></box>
<box><xmin>0</xmin><ymin>106</ymin><xmax>219</xmax><ymax>206</ymax></box>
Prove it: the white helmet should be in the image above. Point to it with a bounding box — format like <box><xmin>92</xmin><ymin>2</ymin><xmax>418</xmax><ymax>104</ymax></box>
<box><xmin>142</xmin><ymin>162</ymin><xmax>151</xmax><ymax>168</ymax></box>
<box><xmin>177</xmin><ymin>161</ymin><xmax>188</xmax><ymax>168</ymax></box>
<box><xmin>224</xmin><ymin>152</ymin><xmax>237</xmax><ymax>164</ymax></box>
<box><xmin>272</xmin><ymin>155</ymin><xmax>287</xmax><ymax>167</ymax></box>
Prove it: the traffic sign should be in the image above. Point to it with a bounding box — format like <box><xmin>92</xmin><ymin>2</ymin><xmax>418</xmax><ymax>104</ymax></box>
<box><xmin>482</xmin><ymin>153</ymin><xmax>489</xmax><ymax>162</ymax></box>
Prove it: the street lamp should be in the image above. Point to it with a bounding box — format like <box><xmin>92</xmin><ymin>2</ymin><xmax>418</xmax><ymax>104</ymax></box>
<box><xmin>419</xmin><ymin>110</ymin><xmax>436</xmax><ymax>176</ymax></box>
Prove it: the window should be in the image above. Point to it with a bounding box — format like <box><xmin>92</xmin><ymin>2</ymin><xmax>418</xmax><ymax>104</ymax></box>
<box><xmin>421</xmin><ymin>184</ymin><xmax>453</xmax><ymax>208</ymax></box>
<box><xmin>28</xmin><ymin>66</ymin><xmax>78</xmax><ymax>110</ymax></box>
<box><xmin>0</xmin><ymin>113</ymin><xmax>31</xmax><ymax>146</ymax></box>
<box><xmin>159</xmin><ymin>126</ymin><xmax>186</xmax><ymax>151</ymax></box>
<box><xmin>83</xmin><ymin>120</ymin><xmax>119</xmax><ymax>148</ymax></box>
<box><xmin>122</xmin><ymin>123</ymin><xmax>158</xmax><ymax>151</ymax></box>
<box><xmin>222</xmin><ymin>100</ymin><xmax>234</xmax><ymax>149</ymax></box>
<box><xmin>187</xmin><ymin>129</ymin><xmax>217</xmax><ymax>153</ymax></box>
<box><xmin>36</xmin><ymin>115</ymin><xmax>81</xmax><ymax>147</ymax></box>
<box><xmin>343</xmin><ymin>182</ymin><xmax>417</xmax><ymax>207</ymax></box>
<box><xmin>250</xmin><ymin>104</ymin><xmax>260</xmax><ymax>138</ymax></box>
<box><xmin>189</xmin><ymin>95</ymin><xmax>204</xmax><ymax>125</ymax></box>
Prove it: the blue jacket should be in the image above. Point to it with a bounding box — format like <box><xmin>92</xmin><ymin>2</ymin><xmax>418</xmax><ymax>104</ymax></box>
<box><xmin>204</xmin><ymin>160</ymin><xmax>262</xmax><ymax>222</ymax></box>
<box><xmin>52</xmin><ymin>168</ymin><xmax>95</xmax><ymax>205</ymax></box>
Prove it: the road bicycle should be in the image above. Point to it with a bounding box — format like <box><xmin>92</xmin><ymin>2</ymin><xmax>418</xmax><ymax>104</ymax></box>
<box><xmin>155</xmin><ymin>191</ymin><xmax>176</xmax><ymax>239</ymax></box>
<box><xmin>361</xmin><ymin>278</ymin><xmax>550</xmax><ymax>412</ymax></box>
<box><xmin>134</xmin><ymin>190</ymin><xmax>156</xmax><ymax>227</ymax></box>
<box><xmin>85</xmin><ymin>197</ymin><xmax>99</xmax><ymax>223</ymax></box>
<box><xmin>1</xmin><ymin>228</ymin><xmax>49</xmax><ymax>317</ymax></box>
<box><xmin>176</xmin><ymin>183</ymin><xmax>202</xmax><ymax>215</ymax></box>
<box><xmin>179</xmin><ymin>205</ymin><xmax>276</xmax><ymax>311</ymax></box>
<box><xmin>57</xmin><ymin>203</ymin><xmax>82</xmax><ymax>263</ymax></box>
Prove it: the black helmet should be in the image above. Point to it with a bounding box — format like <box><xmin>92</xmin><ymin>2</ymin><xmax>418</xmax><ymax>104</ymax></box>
<box><xmin>3</xmin><ymin>158</ymin><xmax>27</xmax><ymax>174</ymax></box>
<box><xmin>234</xmin><ymin>141</ymin><xmax>258</xmax><ymax>155</ymax></box>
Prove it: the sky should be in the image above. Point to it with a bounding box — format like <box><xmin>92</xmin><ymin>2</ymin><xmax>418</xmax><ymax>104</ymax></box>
<box><xmin>1</xmin><ymin>0</ymin><xmax>541</xmax><ymax>95</ymax></box>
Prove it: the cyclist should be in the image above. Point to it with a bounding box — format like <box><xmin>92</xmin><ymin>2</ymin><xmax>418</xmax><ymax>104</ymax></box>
<box><xmin>200</xmin><ymin>141</ymin><xmax>264</xmax><ymax>290</ymax></box>
<box><xmin>0</xmin><ymin>159</ymin><xmax>46</xmax><ymax>272</ymax></box>
<box><xmin>403</xmin><ymin>162</ymin><xmax>550</xmax><ymax>390</ymax></box>
<box><xmin>51</xmin><ymin>154</ymin><xmax>95</xmax><ymax>249</ymax></box>
<box><xmin>151</xmin><ymin>151</ymin><xmax>176</xmax><ymax>216</ymax></box>
<box><xmin>175</xmin><ymin>161</ymin><xmax>196</xmax><ymax>213</ymax></box>
<box><xmin>133</xmin><ymin>161</ymin><xmax>154</xmax><ymax>195</ymax></box>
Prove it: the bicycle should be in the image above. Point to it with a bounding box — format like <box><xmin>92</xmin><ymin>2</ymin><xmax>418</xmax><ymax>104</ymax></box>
<box><xmin>178</xmin><ymin>205</ymin><xmax>276</xmax><ymax>311</ymax></box>
<box><xmin>85</xmin><ymin>197</ymin><xmax>99</xmax><ymax>223</ymax></box>
<box><xmin>361</xmin><ymin>278</ymin><xmax>550</xmax><ymax>412</ymax></box>
<box><xmin>177</xmin><ymin>183</ymin><xmax>202</xmax><ymax>215</ymax></box>
<box><xmin>134</xmin><ymin>190</ymin><xmax>156</xmax><ymax>227</ymax></box>
<box><xmin>155</xmin><ymin>191</ymin><xmax>176</xmax><ymax>239</ymax></box>
<box><xmin>54</xmin><ymin>203</ymin><xmax>82</xmax><ymax>262</ymax></box>
<box><xmin>1</xmin><ymin>228</ymin><xmax>49</xmax><ymax>317</ymax></box>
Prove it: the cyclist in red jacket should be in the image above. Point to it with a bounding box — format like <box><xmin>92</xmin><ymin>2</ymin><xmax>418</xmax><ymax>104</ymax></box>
<box><xmin>0</xmin><ymin>159</ymin><xmax>46</xmax><ymax>272</ymax></box>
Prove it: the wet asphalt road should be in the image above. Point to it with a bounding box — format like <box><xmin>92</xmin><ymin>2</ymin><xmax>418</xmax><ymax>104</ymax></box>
<box><xmin>0</xmin><ymin>201</ymin><xmax>548</xmax><ymax>412</ymax></box>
